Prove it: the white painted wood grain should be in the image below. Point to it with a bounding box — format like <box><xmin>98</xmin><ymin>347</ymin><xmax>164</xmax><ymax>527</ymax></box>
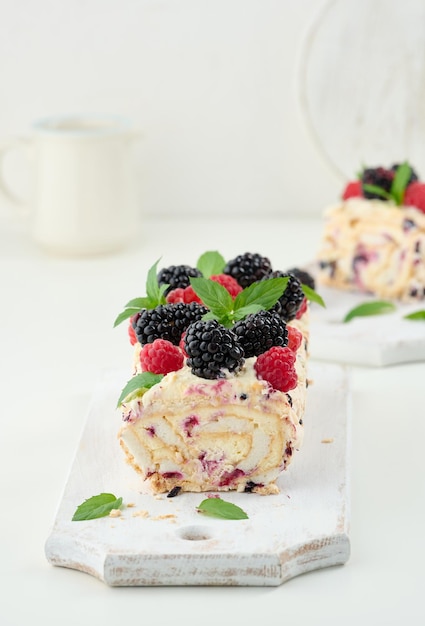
<box><xmin>309</xmin><ymin>285</ymin><xmax>425</xmax><ymax>366</ymax></box>
<box><xmin>45</xmin><ymin>362</ymin><xmax>350</xmax><ymax>586</ymax></box>
<box><xmin>299</xmin><ymin>0</ymin><xmax>425</xmax><ymax>181</ymax></box>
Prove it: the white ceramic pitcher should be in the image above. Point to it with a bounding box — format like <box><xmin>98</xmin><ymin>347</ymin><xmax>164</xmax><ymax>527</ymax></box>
<box><xmin>0</xmin><ymin>114</ymin><xmax>141</xmax><ymax>256</ymax></box>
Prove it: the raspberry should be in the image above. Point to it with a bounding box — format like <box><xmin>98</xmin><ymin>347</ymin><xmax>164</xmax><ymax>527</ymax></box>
<box><xmin>224</xmin><ymin>252</ymin><xmax>272</xmax><ymax>288</ymax></box>
<box><xmin>166</xmin><ymin>288</ymin><xmax>186</xmax><ymax>303</ymax></box>
<box><xmin>139</xmin><ymin>339</ymin><xmax>184</xmax><ymax>375</ymax></box>
<box><xmin>254</xmin><ymin>346</ymin><xmax>298</xmax><ymax>392</ymax></box>
<box><xmin>404</xmin><ymin>182</ymin><xmax>425</xmax><ymax>214</ymax></box>
<box><xmin>295</xmin><ymin>297</ymin><xmax>308</xmax><ymax>320</ymax></box>
<box><xmin>286</xmin><ymin>326</ymin><xmax>303</xmax><ymax>352</ymax></box>
<box><xmin>210</xmin><ymin>274</ymin><xmax>243</xmax><ymax>298</ymax></box>
<box><xmin>128</xmin><ymin>313</ymin><xmax>140</xmax><ymax>345</ymax></box>
<box><xmin>342</xmin><ymin>180</ymin><xmax>362</xmax><ymax>200</ymax></box>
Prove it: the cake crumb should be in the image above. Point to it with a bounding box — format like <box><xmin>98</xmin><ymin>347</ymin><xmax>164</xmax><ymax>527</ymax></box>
<box><xmin>109</xmin><ymin>508</ymin><xmax>122</xmax><ymax>518</ymax></box>
<box><xmin>321</xmin><ymin>437</ymin><xmax>334</xmax><ymax>444</ymax></box>
<box><xmin>152</xmin><ymin>514</ymin><xmax>177</xmax><ymax>521</ymax></box>
<box><xmin>132</xmin><ymin>510</ymin><xmax>150</xmax><ymax>518</ymax></box>
<box><xmin>126</xmin><ymin>502</ymin><xmax>136</xmax><ymax>508</ymax></box>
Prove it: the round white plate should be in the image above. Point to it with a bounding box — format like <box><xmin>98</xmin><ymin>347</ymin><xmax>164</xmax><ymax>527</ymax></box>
<box><xmin>298</xmin><ymin>0</ymin><xmax>425</xmax><ymax>181</ymax></box>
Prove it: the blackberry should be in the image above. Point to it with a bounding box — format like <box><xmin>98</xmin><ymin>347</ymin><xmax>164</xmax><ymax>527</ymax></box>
<box><xmin>223</xmin><ymin>252</ymin><xmax>272</xmax><ymax>288</ymax></box>
<box><xmin>361</xmin><ymin>166</ymin><xmax>394</xmax><ymax>199</ymax></box>
<box><xmin>135</xmin><ymin>302</ymin><xmax>208</xmax><ymax>346</ymax></box>
<box><xmin>285</xmin><ymin>267</ymin><xmax>315</xmax><ymax>290</ymax></box>
<box><xmin>184</xmin><ymin>320</ymin><xmax>245</xmax><ymax>379</ymax></box>
<box><xmin>233</xmin><ymin>310</ymin><xmax>287</xmax><ymax>358</ymax></box>
<box><xmin>264</xmin><ymin>271</ymin><xmax>305</xmax><ymax>322</ymax></box>
<box><xmin>157</xmin><ymin>264</ymin><xmax>202</xmax><ymax>295</ymax></box>
<box><xmin>391</xmin><ymin>162</ymin><xmax>418</xmax><ymax>184</ymax></box>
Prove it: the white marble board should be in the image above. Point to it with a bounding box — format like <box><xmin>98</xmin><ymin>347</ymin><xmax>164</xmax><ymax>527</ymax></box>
<box><xmin>45</xmin><ymin>362</ymin><xmax>351</xmax><ymax>586</ymax></box>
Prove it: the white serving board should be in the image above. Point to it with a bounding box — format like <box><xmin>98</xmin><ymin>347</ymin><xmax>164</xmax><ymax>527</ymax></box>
<box><xmin>45</xmin><ymin>362</ymin><xmax>351</xmax><ymax>587</ymax></box>
<box><xmin>309</xmin><ymin>286</ymin><xmax>425</xmax><ymax>367</ymax></box>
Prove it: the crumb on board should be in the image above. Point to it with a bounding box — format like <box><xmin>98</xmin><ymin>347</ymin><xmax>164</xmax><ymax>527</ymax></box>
<box><xmin>132</xmin><ymin>510</ymin><xmax>150</xmax><ymax>518</ymax></box>
<box><xmin>151</xmin><ymin>514</ymin><xmax>177</xmax><ymax>521</ymax></box>
<box><xmin>126</xmin><ymin>502</ymin><xmax>136</xmax><ymax>508</ymax></box>
<box><xmin>109</xmin><ymin>508</ymin><xmax>121</xmax><ymax>518</ymax></box>
<box><xmin>321</xmin><ymin>437</ymin><xmax>334</xmax><ymax>444</ymax></box>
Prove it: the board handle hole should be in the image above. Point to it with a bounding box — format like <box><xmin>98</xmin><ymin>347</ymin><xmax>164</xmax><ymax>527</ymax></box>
<box><xmin>177</xmin><ymin>525</ymin><xmax>214</xmax><ymax>541</ymax></box>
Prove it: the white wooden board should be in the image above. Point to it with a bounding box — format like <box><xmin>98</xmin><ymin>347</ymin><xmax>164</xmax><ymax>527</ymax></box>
<box><xmin>45</xmin><ymin>362</ymin><xmax>350</xmax><ymax>586</ymax></box>
<box><xmin>309</xmin><ymin>286</ymin><xmax>425</xmax><ymax>367</ymax></box>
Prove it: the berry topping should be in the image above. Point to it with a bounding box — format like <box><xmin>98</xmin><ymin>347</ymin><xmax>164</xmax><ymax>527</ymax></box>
<box><xmin>361</xmin><ymin>166</ymin><xmax>394</xmax><ymax>199</ymax></box>
<box><xmin>233</xmin><ymin>310</ymin><xmax>287</xmax><ymax>358</ymax></box>
<box><xmin>295</xmin><ymin>297</ymin><xmax>308</xmax><ymax>319</ymax></box>
<box><xmin>254</xmin><ymin>346</ymin><xmax>298</xmax><ymax>392</ymax></box>
<box><xmin>286</xmin><ymin>326</ymin><xmax>303</xmax><ymax>353</ymax></box>
<box><xmin>223</xmin><ymin>252</ymin><xmax>272</xmax><ymax>288</ymax></box>
<box><xmin>284</xmin><ymin>267</ymin><xmax>315</xmax><ymax>290</ymax></box>
<box><xmin>135</xmin><ymin>302</ymin><xmax>208</xmax><ymax>346</ymax></box>
<box><xmin>404</xmin><ymin>181</ymin><xmax>425</xmax><ymax>214</ymax></box>
<box><xmin>184</xmin><ymin>320</ymin><xmax>245</xmax><ymax>379</ymax></box>
<box><xmin>210</xmin><ymin>274</ymin><xmax>243</xmax><ymax>298</ymax></box>
<box><xmin>128</xmin><ymin>313</ymin><xmax>140</xmax><ymax>345</ymax></box>
<box><xmin>157</xmin><ymin>264</ymin><xmax>202</xmax><ymax>295</ymax></box>
<box><xmin>264</xmin><ymin>271</ymin><xmax>305</xmax><ymax>321</ymax></box>
<box><xmin>139</xmin><ymin>339</ymin><xmax>184</xmax><ymax>375</ymax></box>
<box><xmin>391</xmin><ymin>163</ymin><xmax>418</xmax><ymax>184</ymax></box>
<box><xmin>342</xmin><ymin>180</ymin><xmax>362</xmax><ymax>200</ymax></box>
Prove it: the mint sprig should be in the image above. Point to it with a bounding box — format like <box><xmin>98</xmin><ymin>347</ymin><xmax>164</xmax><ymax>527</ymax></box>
<box><xmin>190</xmin><ymin>276</ymin><xmax>289</xmax><ymax>327</ymax></box>
<box><xmin>196</xmin><ymin>250</ymin><xmax>226</xmax><ymax>278</ymax></box>
<box><xmin>72</xmin><ymin>493</ymin><xmax>123</xmax><ymax>521</ymax></box>
<box><xmin>117</xmin><ymin>372</ymin><xmax>164</xmax><ymax>407</ymax></box>
<box><xmin>361</xmin><ymin>162</ymin><xmax>412</xmax><ymax>206</ymax></box>
<box><xmin>301</xmin><ymin>284</ymin><xmax>326</xmax><ymax>308</ymax></box>
<box><xmin>197</xmin><ymin>497</ymin><xmax>248</xmax><ymax>520</ymax></box>
<box><xmin>343</xmin><ymin>300</ymin><xmax>396</xmax><ymax>323</ymax></box>
<box><xmin>404</xmin><ymin>310</ymin><xmax>425</xmax><ymax>321</ymax></box>
<box><xmin>113</xmin><ymin>259</ymin><xmax>168</xmax><ymax>327</ymax></box>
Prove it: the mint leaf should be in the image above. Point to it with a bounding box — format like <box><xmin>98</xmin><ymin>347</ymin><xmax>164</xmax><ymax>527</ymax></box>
<box><xmin>72</xmin><ymin>493</ymin><xmax>123</xmax><ymax>521</ymax></box>
<box><xmin>404</xmin><ymin>310</ymin><xmax>425</xmax><ymax>321</ymax></box>
<box><xmin>302</xmin><ymin>284</ymin><xmax>326</xmax><ymax>307</ymax></box>
<box><xmin>114</xmin><ymin>259</ymin><xmax>168</xmax><ymax>327</ymax></box>
<box><xmin>113</xmin><ymin>307</ymin><xmax>141</xmax><ymax>328</ymax></box>
<box><xmin>234</xmin><ymin>277</ymin><xmax>289</xmax><ymax>311</ymax></box>
<box><xmin>232</xmin><ymin>304</ymin><xmax>265</xmax><ymax>320</ymax></box>
<box><xmin>117</xmin><ymin>372</ymin><xmax>164</xmax><ymax>407</ymax></box>
<box><xmin>343</xmin><ymin>300</ymin><xmax>396</xmax><ymax>323</ymax></box>
<box><xmin>391</xmin><ymin>162</ymin><xmax>412</xmax><ymax>205</ymax></box>
<box><xmin>197</xmin><ymin>251</ymin><xmax>226</xmax><ymax>278</ymax></box>
<box><xmin>197</xmin><ymin>497</ymin><xmax>248</xmax><ymax>520</ymax></box>
<box><xmin>362</xmin><ymin>184</ymin><xmax>393</xmax><ymax>201</ymax></box>
<box><xmin>190</xmin><ymin>277</ymin><xmax>234</xmax><ymax>317</ymax></box>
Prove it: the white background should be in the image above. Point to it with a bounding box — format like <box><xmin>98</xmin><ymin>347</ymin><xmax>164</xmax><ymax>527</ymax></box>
<box><xmin>0</xmin><ymin>0</ymin><xmax>339</xmax><ymax>218</ymax></box>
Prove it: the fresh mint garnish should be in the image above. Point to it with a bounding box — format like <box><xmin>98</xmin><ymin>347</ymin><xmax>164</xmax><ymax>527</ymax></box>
<box><xmin>301</xmin><ymin>284</ymin><xmax>326</xmax><ymax>307</ymax></box>
<box><xmin>113</xmin><ymin>259</ymin><xmax>168</xmax><ymax>327</ymax></box>
<box><xmin>117</xmin><ymin>372</ymin><xmax>164</xmax><ymax>407</ymax></box>
<box><xmin>391</xmin><ymin>162</ymin><xmax>412</xmax><ymax>205</ymax></box>
<box><xmin>343</xmin><ymin>300</ymin><xmax>396</xmax><ymax>323</ymax></box>
<box><xmin>196</xmin><ymin>250</ymin><xmax>226</xmax><ymax>278</ymax></box>
<box><xmin>404</xmin><ymin>310</ymin><xmax>425</xmax><ymax>321</ymax></box>
<box><xmin>72</xmin><ymin>493</ymin><xmax>123</xmax><ymax>521</ymax></box>
<box><xmin>197</xmin><ymin>497</ymin><xmax>249</xmax><ymax>520</ymax></box>
<box><xmin>190</xmin><ymin>276</ymin><xmax>289</xmax><ymax>327</ymax></box>
<box><xmin>361</xmin><ymin>162</ymin><xmax>412</xmax><ymax>206</ymax></box>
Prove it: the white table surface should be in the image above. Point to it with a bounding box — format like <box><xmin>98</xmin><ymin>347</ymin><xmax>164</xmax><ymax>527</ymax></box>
<box><xmin>1</xmin><ymin>213</ymin><xmax>424</xmax><ymax>626</ymax></box>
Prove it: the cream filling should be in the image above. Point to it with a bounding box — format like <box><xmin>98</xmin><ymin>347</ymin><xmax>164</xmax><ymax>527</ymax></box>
<box><xmin>316</xmin><ymin>198</ymin><xmax>425</xmax><ymax>301</ymax></box>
